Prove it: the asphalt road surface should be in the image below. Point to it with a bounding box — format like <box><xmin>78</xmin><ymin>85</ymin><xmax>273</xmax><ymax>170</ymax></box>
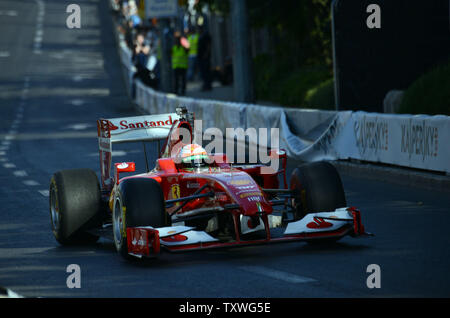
<box><xmin>1</xmin><ymin>0</ymin><xmax>450</xmax><ymax>298</ymax></box>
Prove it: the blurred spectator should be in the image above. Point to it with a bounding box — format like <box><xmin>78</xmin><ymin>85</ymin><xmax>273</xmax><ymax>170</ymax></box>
<box><xmin>127</xmin><ymin>0</ymin><xmax>138</xmax><ymax>17</ymax></box>
<box><xmin>124</xmin><ymin>19</ymin><xmax>135</xmax><ymax>49</ymax></box>
<box><xmin>130</xmin><ymin>14</ymin><xmax>142</xmax><ymax>28</ymax></box>
<box><xmin>111</xmin><ymin>0</ymin><xmax>120</xmax><ymax>15</ymax></box>
<box><xmin>186</xmin><ymin>27</ymin><xmax>199</xmax><ymax>81</ymax></box>
<box><xmin>121</xmin><ymin>1</ymin><xmax>130</xmax><ymax>20</ymax></box>
<box><xmin>133</xmin><ymin>33</ymin><xmax>150</xmax><ymax>68</ymax></box>
<box><xmin>132</xmin><ymin>33</ymin><xmax>157</xmax><ymax>89</ymax></box>
<box><xmin>171</xmin><ymin>31</ymin><xmax>189</xmax><ymax>95</ymax></box>
<box><xmin>198</xmin><ymin>25</ymin><xmax>212</xmax><ymax>91</ymax></box>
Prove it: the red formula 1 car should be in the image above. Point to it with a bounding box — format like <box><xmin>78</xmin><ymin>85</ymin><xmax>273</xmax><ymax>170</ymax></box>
<box><xmin>49</xmin><ymin>107</ymin><xmax>371</xmax><ymax>260</ymax></box>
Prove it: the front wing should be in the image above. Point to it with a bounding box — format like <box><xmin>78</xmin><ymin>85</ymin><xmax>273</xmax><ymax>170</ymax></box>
<box><xmin>126</xmin><ymin>207</ymin><xmax>371</xmax><ymax>258</ymax></box>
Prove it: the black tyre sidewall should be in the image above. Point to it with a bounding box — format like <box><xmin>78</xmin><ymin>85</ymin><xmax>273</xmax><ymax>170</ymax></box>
<box><xmin>113</xmin><ymin>178</ymin><xmax>168</xmax><ymax>258</ymax></box>
<box><xmin>290</xmin><ymin>161</ymin><xmax>347</xmax><ymax>219</ymax></box>
<box><xmin>49</xmin><ymin>169</ymin><xmax>102</xmax><ymax>245</ymax></box>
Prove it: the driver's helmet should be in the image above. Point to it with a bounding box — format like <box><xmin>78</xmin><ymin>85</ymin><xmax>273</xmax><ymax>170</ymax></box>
<box><xmin>177</xmin><ymin>144</ymin><xmax>209</xmax><ymax>169</ymax></box>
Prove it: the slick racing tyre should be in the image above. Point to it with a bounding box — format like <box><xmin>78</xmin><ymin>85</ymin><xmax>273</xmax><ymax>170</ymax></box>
<box><xmin>290</xmin><ymin>161</ymin><xmax>347</xmax><ymax>245</ymax></box>
<box><xmin>49</xmin><ymin>169</ymin><xmax>102</xmax><ymax>245</ymax></box>
<box><xmin>290</xmin><ymin>161</ymin><xmax>346</xmax><ymax>220</ymax></box>
<box><xmin>112</xmin><ymin>178</ymin><xmax>169</xmax><ymax>259</ymax></box>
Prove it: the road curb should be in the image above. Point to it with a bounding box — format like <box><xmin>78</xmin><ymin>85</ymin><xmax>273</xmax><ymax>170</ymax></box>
<box><xmin>332</xmin><ymin>160</ymin><xmax>450</xmax><ymax>193</ymax></box>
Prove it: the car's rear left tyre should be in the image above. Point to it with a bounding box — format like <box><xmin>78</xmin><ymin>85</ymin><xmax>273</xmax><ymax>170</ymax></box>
<box><xmin>49</xmin><ymin>169</ymin><xmax>102</xmax><ymax>245</ymax></box>
<box><xmin>113</xmin><ymin>178</ymin><xmax>169</xmax><ymax>259</ymax></box>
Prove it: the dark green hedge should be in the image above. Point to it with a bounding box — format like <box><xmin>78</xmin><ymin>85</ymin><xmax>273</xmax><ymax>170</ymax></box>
<box><xmin>398</xmin><ymin>60</ymin><xmax>450</xmax><ymax>116</ymax></box>
<box><xmin>253</xmin><ymin>54</ymin><xmax>332</xmax><ymax>108</ymax></box>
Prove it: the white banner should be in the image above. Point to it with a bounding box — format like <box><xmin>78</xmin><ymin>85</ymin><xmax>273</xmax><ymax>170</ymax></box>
<box><xmin>344</xmin><ymin>112</ymin><xmax>449</xmax><ymax>173</ymax></box>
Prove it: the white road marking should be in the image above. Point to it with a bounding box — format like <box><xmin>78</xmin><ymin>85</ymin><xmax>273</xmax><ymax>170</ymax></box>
<box><xmin>0</xmin><ymin>131</ymin><xmax>96</xmax><ymax>141</ymax></box>
<box><xmin>0</xmin><ymin>51</ymin><xmax>10</xmax><ymax>58</ymax></box>
<box><xmin>0</xmin><ymin>146</ymin><xmax>9</xmax><ymax>151</ymax></box>
<box><xmin>72</xmin><ymin>75</ymin><xmax>84</xmax><ymax>82</ymax></box>
<box><xmin>0</xmin><ymin>158</ymin><xmax>7</xmax><ymax>162</ymax></box>
<box><xmin>112</xmin><ymin>151</ymin><xmax>128</xmax><ymax>156</ymax></box>
<box><xmin>238</xmin><ymin>266</ymin><xmax>316</xmax><ymax>284</ymax></box>
<box><xmin>49</xmin><ymin>52</ymin><xmax>64</xmax><ymax>59</ymax></box>
<box><xmin>69</xmin><ymin>99</ymin><xmax>85</xmax><ymax>106</ymax></box>
<box><xmin>13</xmin><ymin>170</ymin><xmax>28</xmax><ymax>177</ymax></box>
<box><xmin>35</xmin><ymin>0</ymin><xmax>45</xmax><ymax>47</ymax></box>
<box><xmin>3</xmin><ymin>163</ymin><xmax>16</xmax><ymax>168</ymax></box>
<box><xmin>2</xmin><ymin>10</ymin><xmax>17</xmax><ymax>17</ymax></box>
<box><xmin>0</xmin><ymin>10</ymin><xmax>18</xmax><ymax>16</ymax></box>
<box><xmin>88</xmin><ymin>150</ymin><xmax>130</xmax><ymax>157</ymax></box>
<box><xmin>66</xmin><ymin>123</ymin><xmax>92</xmax><ymax>130</ymax></box>
<box><xmin>0</xmin><ymin>151</ymin><xmax>7</xmax><ymax>156</ymax></box>
<box><xmin>38</xmin><ymin>190</ymin><xmax>49</xmax><ymax>197</ymax></box>
<box><xmin>23</xmin><ymin>180</ymin><xmax>40</xmax><ymax>186</ymax></box>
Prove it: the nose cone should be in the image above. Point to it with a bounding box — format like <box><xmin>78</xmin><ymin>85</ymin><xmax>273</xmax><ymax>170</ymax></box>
<box><xmin>221</xmin><ymin>172</ymin><xmax>273</xmax><ymax>216</ymax></box>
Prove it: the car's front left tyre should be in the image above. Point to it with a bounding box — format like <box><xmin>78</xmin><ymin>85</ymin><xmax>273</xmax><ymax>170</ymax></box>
<box><xmin>113</xmin><ymin>178</ymin><xmax>169</xmax><ymax>259</ymax></box>
<box><xmin>290</xmin><ymin>161</ymin><xmax>347</xmax><ymax>245</ymax></box>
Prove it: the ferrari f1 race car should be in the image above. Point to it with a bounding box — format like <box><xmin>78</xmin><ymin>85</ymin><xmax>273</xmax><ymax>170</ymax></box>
<box><xmin>49</xmin><ymin>107</ymin><xmax>371</xmax><ymax>259</ymax></box>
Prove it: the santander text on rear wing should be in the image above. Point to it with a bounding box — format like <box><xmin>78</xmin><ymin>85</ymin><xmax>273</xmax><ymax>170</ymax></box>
<box><xmin>97</xmin><ymin>113</ymin><xmax>180</xmax><ymax>190</ymax></box>
<box><xmin>98</xmin><ymin>113</ymin><xmax>179</xmax><ymax>145</ymax></box>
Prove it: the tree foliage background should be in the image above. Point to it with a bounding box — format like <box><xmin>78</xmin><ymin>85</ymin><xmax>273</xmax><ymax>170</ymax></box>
<box><xmin>192</xmin><ymin>0</ymin><xmax>335</xmax><ymax>108</ymax></box>
<box><xmin>248</xmin><ymin>0</ymin><xmax>333</xmax><ymax>69</ymax></box>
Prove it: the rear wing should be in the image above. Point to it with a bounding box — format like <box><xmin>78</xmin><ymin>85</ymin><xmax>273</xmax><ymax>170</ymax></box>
<box><xmin>97</xmin><ymin>113</ymin><xmax>180</xmax><ymax>191</ymax></box>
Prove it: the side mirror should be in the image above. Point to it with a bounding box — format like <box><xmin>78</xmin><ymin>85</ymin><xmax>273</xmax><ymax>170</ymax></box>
<box><xmin>115</xmin><ymin>162</ymin><xmax>136</xmax><ymax>184</ymax></box>
<box><xmin>268</xmin><ymin>149</ymin><xmax>287</xmax><ymax>188</ymax></box>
